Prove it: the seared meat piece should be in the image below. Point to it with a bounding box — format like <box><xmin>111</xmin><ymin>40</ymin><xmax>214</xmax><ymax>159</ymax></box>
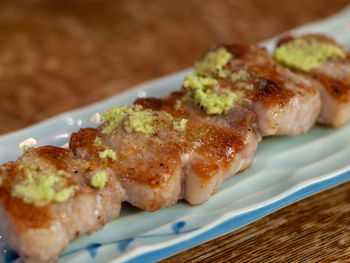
<box><xmin>70</xmin><ymin>96</ymin><xmax>259</xmax><ymax>208</ymax></box>
<box><xmin>275</xmin><ymin>34</ymin><xmax>350</xmax><ymax>127</ymax></box>
<box><xmin>71</xmin><ymin>125</ymin><xmax>186</xmax><ymax>211</ymax></box>
<box><xmin>135</xmin><ymin>92</ymin><xmax>259</xmax><ymax>205</ymax></box>
<box><xmin>194</xmin><ymin>44</ymin><xmax>321</xmax><ymax>136</ymax></box>
<box><xmin>0</xmin><ymin>146</ymin><xmax>125</xmax><ymax>263</ymax></box>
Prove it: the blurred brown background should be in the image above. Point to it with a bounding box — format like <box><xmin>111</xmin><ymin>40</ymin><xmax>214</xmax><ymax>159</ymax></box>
<box><xmin>1</xmin><ymin>1</ymin><xmax>350</xmax><ymax>262</ymax></box>
<box><xmin>0</xmin><ymin>0</ymin><xmax>349</xmax><ymax>134</ymax></box>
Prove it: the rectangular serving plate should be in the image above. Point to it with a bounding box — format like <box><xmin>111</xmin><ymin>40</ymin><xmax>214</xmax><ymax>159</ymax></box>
<box><xmin>1</xmin><ymin>5</ymin><xmax>350</xmax><ymax>263</ymax></box>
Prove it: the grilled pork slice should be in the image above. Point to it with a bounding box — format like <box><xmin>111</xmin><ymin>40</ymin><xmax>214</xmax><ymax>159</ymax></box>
<box><xmin>135</xmin><ymin>93</ymin><xmax>259</xmax><ymax>205</ymax></box>
<box><xmin>194</xmin><ymin>44</ymin><xmax>321</xmax><ymax>136</ymax></box>
<box><xmin>70</xmin><ymin>97</ymin><xmax>259</xmax><ymax>209</ymax></box>
<box><xmin>0</xmin><ymin>146</ymin><xmax>125</xmax><ymax>263</ymax></box>
<box><xmin>71</xmin><ymin>125</ymin><xmax>186</xmax><ymax>211</ymax></box>
<box><xmin>275</xmin><ymin>34</ymin><xmax>350</xmax><ymax>128</ymax></box>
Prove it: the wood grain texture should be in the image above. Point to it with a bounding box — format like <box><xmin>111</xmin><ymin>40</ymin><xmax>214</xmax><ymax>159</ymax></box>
<box><xmin>162</xmin><ymin>181</ymin><xmax>350</xmax><ymax>262</ymax></box>
<box><xmin>0</xmin><ymin>0</ymin><xmax>349</xmax><ymax>134</ymax></box>
<box><xmin>0</xmin><ymin>0</ymin><xmax>349</xmax><ymax>262</ymax></box>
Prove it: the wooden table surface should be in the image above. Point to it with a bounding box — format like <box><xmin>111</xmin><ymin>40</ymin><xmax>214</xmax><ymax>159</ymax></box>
<box><xmin>0</xmin><ymin>0</ymin><xmax>349</xmax><ymax>262</ymax></box>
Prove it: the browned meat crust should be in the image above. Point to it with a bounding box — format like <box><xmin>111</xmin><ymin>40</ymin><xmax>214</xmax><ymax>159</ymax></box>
<box><xmin>135</xmin><ymin>93</ymin><xmax>259</xmax><ymax>204</ymax></box>
<box><xmin>70</xmin><ymin>93</ymin><xmax>259</xmax><ymax>209</ymax></box>
<box><xmin>2</xmin><ymin>35</ymin><xmax>344</xmax><ymax>262</ymax></box>
<box><xmin>206</xmin><ymin>44</ymin><xmax>321</xmax><ymax>135</ymax></box>
<box><xmin>276</xmin><ymin>34</ymin><xmax>350</xmax><ymax>127</ymax></box>
<box><xmin>71</xmin><ymin>126</ymin><xmax>186</xmax><ymax>211</ymax></box>
<box><xmin>0</xmin><ymin>146</ymin><xmax>125</xmax><ymax>263</ymax></box>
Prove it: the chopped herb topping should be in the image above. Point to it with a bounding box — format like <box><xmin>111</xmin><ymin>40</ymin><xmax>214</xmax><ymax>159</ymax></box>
<box><xmin>195</xmin><ymin>48</ymin><xmax>233</xmax><ymax>77</ymax></box>
<box><xmin>23</xmin><ymin>145</ymin><xmax>29</xmax><ymax>153</ymax></box>
<box><xmin>12</xmin><ymin>164</ymin><xmax>77</xmax><ymax>206</ymax></box>
<box><xmin>101</xmin><ymin>105</ymin><xmax>188</xmax><ymax>135</ymax></box>
<box><xmin>93</xmin><ymin>137</ymin><xmax>104</xmax><ymax>148</ymax></box>
<box><xmin>275</xmin><ymin>38</ymin><xmax>346</xmax><ymax>71</ymax></box>
<box><xmin>183</xmin><ymin>75</ymin><xmax>239</xmax><ymax>114</ymax></box>
<box><xmin>101</xmin><ymin>105</ymin><xmax>143</xmax><ymax>134</ymax></box>
<box><xmin>229</xmin><ymin>69</ymin><xmax>251</xmax><ymax>82</ymax></box>
<box><xmin>125</xmin><ymin>111</ymin><xmax>156</xmax><ymax>135</ymax></box>
<box><xmin>91</xmin><ymin>171</ymin><xmax>108</xmax><ymax>189</ymax></box>
<box><xmin>173</xmin><ymin>119</ymin><xmax>188</xmax><ymax>132</ymax></box>
<box><xmin>99</xmin><ymin>149</ymin><xmax>117</xmax><ymax>161</ymax></box>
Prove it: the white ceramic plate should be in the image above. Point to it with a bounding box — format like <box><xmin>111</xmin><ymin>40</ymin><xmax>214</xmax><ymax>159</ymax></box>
<box><xmin>1</xmin><ymin>5</ymin><xmax>350</xmax><ymax>263</ymax></box>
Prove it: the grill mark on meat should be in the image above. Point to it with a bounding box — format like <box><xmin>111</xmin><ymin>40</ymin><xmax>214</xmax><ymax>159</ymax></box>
<box><xmin>136</xmin><ymin>93</ymin><xmax>247</xmax><ymax>163</ymax></box>
<box><xmin>202</xmin><ymin>43</ymin><xmax>321</xmax><ymax>136</ymax></box>
<box><xmin>135</xmin><ymin>93</ymin><xmax>249</xmax><ymax>175</ymax></box>
<box><xmin>276</xmin><ymin>34</ymin><xmax>350</xmax><ymax>127</ymax></box>
<box><xmin>71</xmin><ymin>92</ymin><xmax>258</xmax><ymax>209</ymax></box>
<box><xmin>0</xmin><ymin>188</ymin><xmax>55</xmax><ymax>229</ymax></box>
<box><xmin>1</xmin><ymin>35</ymin><xmax>341</xmax><ymax>261</ymax></box>
<box><xmin>0</xmin><ymin>146</ymin><xmax>125</xmax><ymax>263</ymax></box>
<box><xmin>71</xmin><ymin>126</ymin><xmax>186</xmax><ymax>211</ymax></box>
<box><xmin>253</xmin><ymin>77</ymin><xmax>294</xmax><ymax>106</ymax></box>
<box><xmin>311</xmin><ymin>73</ymin><xmax>350</xmax><ymax>103</ymax></box>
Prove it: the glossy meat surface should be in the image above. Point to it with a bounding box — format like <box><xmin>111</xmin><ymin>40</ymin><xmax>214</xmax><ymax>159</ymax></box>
<box><xmin>0</xmin><ymin>146</ymin><xmax>125</xmax><ymax>263</ymax></box>
<box><xmin>70</xmin><ymin>95</ymin><xmax>259</xmax><ymax>208</ymax></box>
<box><xmin>276</xmin><ymin>34</ymin><xmax>350</xmax><ymax>127</ymax></box>
<box><xmin>71</xmin><ymin>126</ymin><xmax>185</xmax><ymax>211</ymax></box>
<box><xmin>136</xmin><ymin>93</ymin><xmax>259</xmax><ymax>205</ymax></box>
<box><xmin>200</xmin><ymin>44</ymin><xmax>321</xmax><ymax>136</ymax></box>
